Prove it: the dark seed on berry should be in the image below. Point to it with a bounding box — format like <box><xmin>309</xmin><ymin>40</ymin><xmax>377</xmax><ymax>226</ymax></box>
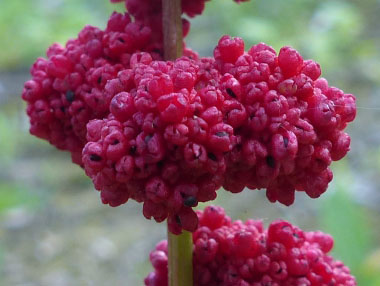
<box><xmin>145</xmin><ymin>134</ymin><xmax>153</xmax><ymax>143</ymax></box>
<box><xmin>184</xmin><ymin>196</ymin><xmax>197</xmax><ymax>207</ymax></box>
<box><xmin>175</xmin><ymin>215</ymin><xmax>181</xmax><ymax>225</ymax></box>
<box><xmin>215</xmin><ymin>131</ymin><xmax>228</xmax><ymax>137</ymax></box>
<box><xmin>266</xmin><ymin>155</ymin><xmax>275</xmax><ymax>168</ymax></box>
<box><xmin>226</xmin><ymin>88</ymin><xmax>236</xmax><ymax>98</ymax></box>
<box><xmin>284</xmin><ymin>137</ymin><xmax>289</xmax><ymax>148</ymax></box>
<box><xmin>130</xmin><ymin>146</ymin><xmax>137</xmax><ymax>154</ymax></box>
<box><xmin>65</xmin><ymin>90</ymin><xmax>75</xmax><ymax>102</ymax></box>
<box><xmin>208</xmin><ymin>153</ymin><xmax>217</xmax><ymax>161</ymax></box>
<box><xmin>90</xmin><ymin>154</ymin><xmax>102</xmax><ymax>161</ymax></box>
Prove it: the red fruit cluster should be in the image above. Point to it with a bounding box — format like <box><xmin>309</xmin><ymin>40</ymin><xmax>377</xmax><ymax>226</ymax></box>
<box><xmin>22</xmin><ymin>12</ymin><xmax>161</xmax><ymax>164</ymax></box>
<box><xmin>82</xmin><ymin>36</ymin><xmax>355</xmax><ymax>234</ymax></box>
<box><xmin>22</xmin><ymin>2</ymin><xmax>356</xmax><ymax>235</ymax></box>
<box><xmin>82</xmin><ymin>55</ymin><xmax>226</xmax><ymax>233</ymax></box>
<box><xmin>213</xmin><ymin>36</ymin><xmax>356</xmax><ymax>206</ymax></box>
<box><xmin>145</xmin><ymin>206</ymin><xmax>357</xmax><ymax>286</ymax></box>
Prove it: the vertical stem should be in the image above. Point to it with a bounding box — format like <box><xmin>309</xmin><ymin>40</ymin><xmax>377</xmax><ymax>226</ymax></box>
<box><xmin>163</xmin><ymin>0</ymin><xmax>183</xmax><ymax>60</ymax></box>
<box><xmin>167</xmin><ymin>229</ymin><xmax>193</xmax><ymax>286</ymax></box>
<box><xmin>163</xmin><ymin>1</ymin><xmax>191</xmax><ymax>286</ymax></box>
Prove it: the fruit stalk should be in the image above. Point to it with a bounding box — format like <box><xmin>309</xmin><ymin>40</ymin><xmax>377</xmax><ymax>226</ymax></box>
<box><xmin>167</xmin><ymin>229</ymin><xmax>193</xmax><ymax>286</ymax></box>
<box><xmin>162</xmin><ymin>0</ymin><xmax>193</xmax><ymax>286</ymax></box>
<box><xmin>163</xmin><ymin>0</ymin><xmax>183</xmax><ymax>60</ymax></box>
<box><xmin>163</xmin><ymin>1</ymin><xmax>192</xmax><ymax>286</ymax></box>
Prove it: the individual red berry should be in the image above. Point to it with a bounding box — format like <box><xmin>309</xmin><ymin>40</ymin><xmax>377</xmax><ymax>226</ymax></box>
<box><xmin>233</xmin><ymin>231</ymin><xmax>259</xmax><ymax>258</ymax></box>
<box><xmin>199</xmin><ymin>205</ymin><xmax>226</xmax><ymax>230</ymax></box>
<box><xmin>82</xmin><ymin>142</ymin><xmax>105</xmax><ymax>175</ymax></box>
<box><xmin>47</xmin><ymin>55</ymin><xmax>72</xmax><ymax>78</ymax></box>
<box><xmin>194</xmin><ymin>238</ymin><xmax>219</xmax><ymax>263</ymax></box>
<box><xmin>157</xmin><ymin>92</ymin><xmax>189</xmax><ymax>123</ymax></box>
<box><xmin>22</xmin><ymin>80</ymin><xmax>42</xmax><ymax>101</ymax></box>
<box><xmin>268</xmin><ymin>220</ymin><xmax>304</xmax><ymax>249</ymax></box>
<box><xmin>198</xmin><ymin>86</ymin><xmax>224</xmax><ymax>108</ymax></box>
<box><xmin>215</xmin><ymin>35</ymin><xmax>245</xmax><ymax>64</ymax></box>
<box><xmin>200</xmin><ymin>106</ymin><xmax>223</xmax><ymax>126</ymax></box>
<box><xmin>106</xmin><ymin>11</ymin><xmax>131</xmax><ymax>32</ymax></box>
<box><xmin>330</xmin><ymin>132</ymin><xmax>351</xmax><ymax>161</ymax></box>
<box><xmin>246</xmin><ymin>106</ymin><xmax>269</xmax><ymax>132</ymax></box>
<box><xmin>244</xmin><ymin>81</ymin><xmax>269</xmax><ymax>104</ymax></box>
<box><xmin>302</xmin><ymin>60</ymin><xmax>321</xmax><ymax>81</ymax></box>
<box><xmin>306</xmin><ymin>231</ymin><xmax>334</xmax><ymax>253</ymax></box>
<box><xmin>220</xmin><ymin>73</ymin><xmax>243</xmax><ymax>101</ymax></box>
<box><xmin>208</xmin><ymin>123</ymin><xmax>234</xmax><ymax>152</ymax></box>
<box><xmin>150</xmin><ymin>248</ymin><xmax>168</xmax><ymax>273</ymax></box>
<box><xmin>270</xmin><ymin>131</ymin><xmax>298</xmax><ymax>160</ymax></box>
<box><xmin>222</xmin><ymin>100</ymin><xmax>247</xmax><ymax>128</ymax></box>
<box><xmin>278</xmin><ymin>46</ymin><xmax>304</xmax><ymax>77</ymax></box>
<box><xmin>148</xmin><ymin>74</ymin><xmax>174</xmax><ymax>99</ymax></box>
<box><xmin>146</xmin><ymin>177</ymin><xmax>170</xmax><ymax>203</ymax></box>
<box><xmin>110</xmin><ymin>92</ymin><xmax>136</xmax><ymax>122</ymax></box>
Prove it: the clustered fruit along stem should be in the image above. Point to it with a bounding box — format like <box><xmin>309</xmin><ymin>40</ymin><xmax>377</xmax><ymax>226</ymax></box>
<box><xmin>147</xmin><ymin>206</ymin><xmax>357</xmax><ymax>286</ymax></box>
<box><xmin>162</xmin><ymin>0</ymin><xmax>193</xmax><ymax>286</ymax></box>
<box><xmin>23</xmin><ymin>0</ymin><xmax>356</xmax><ymax>235</ymax></box>
<box><xmin>21</xmin><ymin>0</ymin><xmax>358</xmax><ymax>284</ymax></box>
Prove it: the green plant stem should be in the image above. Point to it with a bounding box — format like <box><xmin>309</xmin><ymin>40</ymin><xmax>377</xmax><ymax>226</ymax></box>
<box><xmin>162</xmin><ymin>2</ymin><xmax>190</xmax><ymax>285</ymax></box>
<box><xmin>162</xmin><ymin>0</ymin><xmax>193</xmax><ymax>286</ymax></box>
<box><xmin>167</xmin><ymin>229</ymin><xmax>193</xmax><ymax>286</ymax></box>
<box><xmin>163</xmin><ymin>0</ymin><xmax>183</xmax><ymax>60</ymax></box>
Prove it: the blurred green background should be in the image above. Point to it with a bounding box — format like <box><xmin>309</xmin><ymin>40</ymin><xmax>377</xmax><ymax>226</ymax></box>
<box><xmin>1</xmin><ymin>0</ymin><xmax>380</xmax><ymax>285</ymax></box>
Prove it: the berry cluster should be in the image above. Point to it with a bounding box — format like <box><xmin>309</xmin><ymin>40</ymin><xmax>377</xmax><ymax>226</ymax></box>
<box><xmin>82</xmin><ymin>55</ymin><xmax>225</xmax><ymax>233</ymax></box>
<box><xmin>213</xmin><ymin>36</ymin><xmax>356</xmax><ymax>206</ymax></box>
<box><xmin>23</xmin><ymin>3</ymin><xmax>358</xmax><ymax>285</ymax></box>
<box><xmin>145</xmin><ymin>206</ymin><xmax>357</xmax><ymax>286</ymax></box>
<box><xmin>23</xmin><ymin>2</ymin><xmax>356</xmax><ymax>235</ymax></box>
<box><xmin>22</xmin><ymin>12</ymin><xmax>161</xmax><ymax>165</ymax></box>
<box><xmin>82</xmin><ymin>36</ymin><xmax>356</xmax><ymax>233</ymax></box>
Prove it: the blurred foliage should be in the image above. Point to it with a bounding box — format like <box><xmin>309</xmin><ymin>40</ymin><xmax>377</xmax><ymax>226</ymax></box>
<box><xmin>319</xmin><ymin>162</ymin><xmax>376</xmax><ymax>285</ymax></box>
<box><xmin>1</xmin><ymin>0</ymin><xmax>380</xmax><ymax>285</ymax></box>
<box><xmin>0</xmin><ymin>0</ymin><xmax>124</xmax><ymax>70</ymax></box>
<box><xmin>0</xmin><ymin>183</ymin><xmax>40</xmax><ymax>213</ymax></box>
<box><xmin>190</xmin><ymin>0</ymin><xmax>380</xmax><ymax>96</ymax></box>
<box><xmin>0</xmin><ymin>112</ymin><xmax>18</xmax><ymax>161</ymax></box>
<box><xmin>361</xmin><ymin>249</ymin><xmax>380</xmax><ymax>286</ymax></box>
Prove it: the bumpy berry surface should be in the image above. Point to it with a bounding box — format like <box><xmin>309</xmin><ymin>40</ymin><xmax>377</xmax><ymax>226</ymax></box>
<box><xmin>213</xmin><ymin>37</ymin><xmax>356</xmax><ymax>207</ymax></box>
<box><xmin>82</xmin><ymin>55</ymin><xmax>224</xmax><ymax>233</ymax></box>
<box><xmin>22</xmin><ymin>12</ymin><xmax>162</xmax><ymax>165</ymax></box>
<box><xmin>82</xmin><ymin>37</ymin><xmax>355</xmax><ymax>233</ymax></box>
<box><xmin>145</xmin><ymin>206</ymin><xmax>357</xmax><ymax>286</ymax></box>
